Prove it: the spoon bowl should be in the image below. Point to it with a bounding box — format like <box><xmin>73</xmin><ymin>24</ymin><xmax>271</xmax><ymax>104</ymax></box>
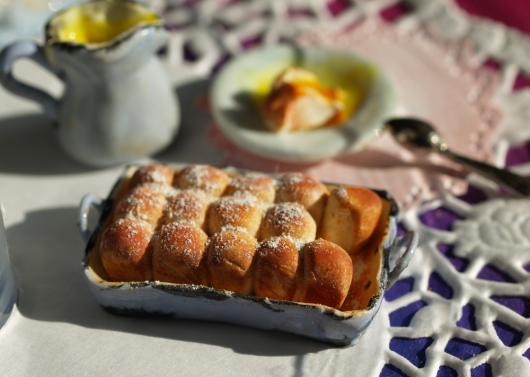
<box><xmin>385</xmin><ymin>117</ymin><xmax>447</xmax><ymax>151</ymax></box>
<box><xmin>386</xmin><ymin>117</ymin><xmax>530</xmax><ymax>196</ymax></box>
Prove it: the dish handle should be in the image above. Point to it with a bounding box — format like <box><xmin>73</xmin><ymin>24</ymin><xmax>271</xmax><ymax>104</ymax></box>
<box><xmin>78</xmin><ymin>194</ymin><xmax>104</xmax><ymax>244</ymax></box>
<box><xmin>387</xmin><ymin>231</ymin><xmax>418</xmax><ymax>287</ymax></box>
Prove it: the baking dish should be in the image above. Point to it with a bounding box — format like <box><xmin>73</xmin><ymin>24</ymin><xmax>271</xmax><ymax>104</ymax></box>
<box><xmin>78</xmin><ymin>164</ymin><xmax>417</xmax><ymax>346</ymax></box>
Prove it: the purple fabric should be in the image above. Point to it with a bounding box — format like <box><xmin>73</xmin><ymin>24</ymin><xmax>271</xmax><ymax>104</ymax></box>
<box><xmin>456</xmin><ymin>303</ymin><xmax>477</xmax><ymax>330</ymax></box>
<box><xmin>457</xmin><ymin>0</ymin><xmax>530</xmax><ymax>35</ymax></box>
<box><xmin>390</xmin><ymin>337</ymin><xmax>433</xmax><ymax>368</ymax></box>
<box><xmin>493</xmin><ymin>320</ymin><xmax>524</xmax><ymax>346</ymax></box>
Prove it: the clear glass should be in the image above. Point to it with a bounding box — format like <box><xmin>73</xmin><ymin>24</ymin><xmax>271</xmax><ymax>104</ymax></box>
<box><xmin>0</xmin><ymin>207</ymin><xmax>16</xmax><ymax>329</ymax></box>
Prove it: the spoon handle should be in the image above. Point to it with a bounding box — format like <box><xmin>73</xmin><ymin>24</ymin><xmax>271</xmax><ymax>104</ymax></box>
<box><xmin>441</xmin><ymin>150</ymin><xmax>530</xmax><ymax>196</ymax></box>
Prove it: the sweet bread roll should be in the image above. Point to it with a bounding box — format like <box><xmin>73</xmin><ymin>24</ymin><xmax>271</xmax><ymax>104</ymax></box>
<box><xmin>175</xmin><ymin>164</ymin><xmax>229</xmax><ymax>197</ymax></box>
<box><xmin>207</xmin><ymin>195</ymin><xmax>263</xmax><ymax>236</ymax></box>
<box><xmin>207</xmin><ymin>228</ymin><xmax>258</xmax><ymax>294</ymax></box>
<box><xmin>224</xmin><ymin>174</ymin><xmax>276</xmax><ymax>203</ymax></box>
<box><xmin>341</xmin><ymin>199</ymin><xmax>391</xmax><ymax>311</ymax></box>
<box><xmin>276</xmin><ymin>173</ymin><xmax>328</xmax><ymax>224</ymax></box>
<box><xmin>254</xmin><ymin>236</ymin><xmax>300</xmax><ymax>301</ymax></box>
<box><xmin>259</xmin><ymin>203</ymin><xmax>316</xmax><ymax>243</ymax></box>
<box><xmin>114</xmin><ymin>183</ymin><xmax>168</xmax><ymax>225</ymax></box>
<box><xmin>99</xmin><ymin>217</ymin><xmax>153</xmax><ymax>281</ymax></box>
<box><xmin>295</xmin><ymin>239</ymin><xmax>352</xmax><ymax>308</ymax></box>
<box><xmin>152</xmin><ymin>223</ymin><xmax>209</xmax><ymax>285</ymax></box>
<box><xmin>320</xmin><ymin>187</ymin><xmax>383</xmax><ymax>254</ymax></box>
<box><xmin>161</xmin><ymin>190</ymin><xmax>209</xmax><ymax>228</ymax></box>
<box><xmin>130</xmin><ymin>164</ymin><xmax>174</xmax><ymax>188</ymax></box>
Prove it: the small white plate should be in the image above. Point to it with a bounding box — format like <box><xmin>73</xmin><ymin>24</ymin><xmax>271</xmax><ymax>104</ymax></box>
<box><xmin>210</xmin><ymin>45</ymin><xmax>396</xmax><ymax>163</ymax></box>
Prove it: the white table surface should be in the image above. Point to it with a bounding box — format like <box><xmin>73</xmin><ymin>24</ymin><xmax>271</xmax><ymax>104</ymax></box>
<box><xmin>0</xmin><ymin>61</ymin><xmax>388</xmax><ymax>377</ymax></box>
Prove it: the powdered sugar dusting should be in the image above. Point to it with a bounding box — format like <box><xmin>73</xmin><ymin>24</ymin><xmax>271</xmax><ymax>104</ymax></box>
<box><xmin>177</xmin><ymin>165</ymin><xmax>228</xmax><ymax>195</ymax></box>
<box><xmin>137</xmin><ymin>183</ymin><xmax>177</xmax><ymax>197</ymax></box>
<box><xmin>268</xmin><ymin>202</ymin><xmax>306</xmax><ymax>227</ymax></box>
<box><xmin>156</xmin><ymin>223</ymin><xmax>206</xmax><ymax>263</ymax></box>
<box><xmin>143</xmin><ymin>168</ymin><xmax>170</xmax><ymax>184</ymax></box>
<box><xmin>281</xmin><ymin>172</ymin><xmax>306</xmax><ymax>185</ymax></box>
<box><xmin>209</xmin><ymin>229</ymin><xmax>257</xmax><ymax>266</ymax></box>
<box><xmin>260</xmin><ymin>235</ymin><xmax>304</xmax><ymax>253</ymax></box>
<box><xmin>131</xmin><ymin>164</ymin><xmax>173</xmax><ymax>186</ymax></box>
<box><xmin>213</xmin><ymin>195</ymin><xmax>259</xmax><ymax>222</ymax></box>
<box><xmin>163</xmin><ymin>190</ymin><xmax>207</xmax><ymax>225</ymax></box>
<box><xmin>335</xmin><ymin>186</ymin><xmax>349</xmax><ymax>201</ymax></box>
<box><xmin>102</xmin><ymin>217</ymin><xmax>152</xmax><ymax>255</ymax></box>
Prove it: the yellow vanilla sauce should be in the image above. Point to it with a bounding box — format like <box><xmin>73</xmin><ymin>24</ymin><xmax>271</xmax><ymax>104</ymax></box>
<box><xmin>48</xmin><ymin>1</ymin><xmax>160</xmax><ymax>45</ymax></box>
<box><xmin>251</xmin><ymin>59</ymin><xmax>376</xmax><ymax>127</ymax></box>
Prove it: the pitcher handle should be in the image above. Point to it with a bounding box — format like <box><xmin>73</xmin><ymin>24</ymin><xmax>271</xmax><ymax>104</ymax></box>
<box><xmin>0</xmin><ymin>40</ymin><xmax>59</xmax><ymax>119</ymax></box>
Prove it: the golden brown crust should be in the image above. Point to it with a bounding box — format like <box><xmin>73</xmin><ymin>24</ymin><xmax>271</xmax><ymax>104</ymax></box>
<box><xmin>224</xmin><ymin>174</ymin><xmax>276</xmax><ymax>203</ymax></box>
<box><xmin>295</xmin><ymin>239</ymin><xmax>352</xmax><ymax>308</ymax></box>
<box><xmin>340</xmin><ymin>199</ymin><xmax>390</xmax><ymax>311</ymax></box>
<box><xmin>254</xmin><ymin>236</ymin><xmax>300</xmax><ymax>301</ymax></box>
<box><xmin>259</xmin><ymin>203</ymin><xmax>316</xmax><ymax>243</ymax></box>
<box><xmin>129</xmin><ymin>164</ymin><xmax>174</xmax><ymax>188</ymax></box>
<box><xmin>207</xmin><ymin>195</ymin><xmax>263</xmax><ymax>236</ymax></box>
<box><xmin>99</xmin><ymin>218</ymin><xmax>153</xmax><ymax>281</ymax></box>
<box><xmin>152</xmin><ymin>223</ymin><xmax>209</xmax><ymax>285</ymax></box>
<box><xmin>175</xmin><ymin>164</ymin><xmax>229</xmax><ymax>197</ymax></box>
<box><xmin>276</xmin><ymin>173</ymin><xmax>329</xmax><ymax>225</ymax></box>
<box><xmin>262</xmin><ymin>68</ymin><xmax>346</xmax><ymax>132</ymax></box>
<box><xmin>206</xmin><ymin>229</ymin><xmax>258</xmax><ymax>294</ymax></box>
<box><xmin>96</xmin><ymin>163</ymin><xmax>389</xmax><ymax>311</ymax></box>
<box><xmin>320</xmin><ymin>187</ymin><xmax>383</xmax><ymax>254</ymax></box>
<box><xmin>113</xmin><ymin>184</ymin><xmax>168</xmax><ymax>226</ymax></box>
<box><xmin>161</xmin><ymin>190</ymin><xmax>209</xmax><ymax>228</ymax></box>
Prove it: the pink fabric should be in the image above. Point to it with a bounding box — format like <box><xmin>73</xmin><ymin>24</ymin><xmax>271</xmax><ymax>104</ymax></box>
<box><xmin>457</xmin><ymin>0</ymin><xmax>530</xmax><ymax>36</ymax></box>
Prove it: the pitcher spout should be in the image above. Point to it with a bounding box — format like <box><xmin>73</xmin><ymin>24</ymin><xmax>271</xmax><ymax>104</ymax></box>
<box><xmin>45</xmin><ymin>0</ymin><xmax>166</xmax><ymax>55</ymax></box>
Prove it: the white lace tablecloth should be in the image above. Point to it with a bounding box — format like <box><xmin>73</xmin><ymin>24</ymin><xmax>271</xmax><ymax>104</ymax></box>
<box><xmin>0</xmin><ymin>1</ymin><xmax>529</xmax><ymax>376</ymax></box>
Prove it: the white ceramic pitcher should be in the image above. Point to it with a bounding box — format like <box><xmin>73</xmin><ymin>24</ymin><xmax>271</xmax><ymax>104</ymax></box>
<box><xmin>0</xmin><ymin>1</ymin><xmax>179</xmax><ymax>167</ymax></box>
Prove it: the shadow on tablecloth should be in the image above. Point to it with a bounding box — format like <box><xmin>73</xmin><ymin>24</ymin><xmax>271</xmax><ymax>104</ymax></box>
<box><xmin>6</xmin><ymin>206</ymin><xmax>329</xmax><ymax>356</ymax></box>
<box><xmin>0</xmin><ymin>114</ymin><xmax>91</xmax><ymax>175</ymax></box>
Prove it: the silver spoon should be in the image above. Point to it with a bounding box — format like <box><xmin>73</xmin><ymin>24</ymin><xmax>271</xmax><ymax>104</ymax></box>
<box><xmin>385</xmin><ymin>117</ymin><xmax>530</xmax><ymax>196</ymax></box>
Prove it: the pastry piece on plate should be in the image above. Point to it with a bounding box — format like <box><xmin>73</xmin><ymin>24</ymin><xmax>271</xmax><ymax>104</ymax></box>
<box><xmin>207</xmin><ymin>228</ymin><xmax>258</xmax><ymax>294</ymax></box>
<box><xmin>254</xmin><ymin>236</ymin><xmax>301</xmax><ymax>301</ymax></box>
<box><xmin>295</xmin><ymin>239</ymin><xmax>352</xmax><ymax>308</ymax></box>
<box><xmin>207</xmin><ymin>195</ymin><xmax>263</xmax><ymax>236</ymax></box>
<box><xmin>99</xmin><ymin>217</ymin><xmax>154</xmax><ymax>281</ymax></box>
<box><xmin>259</xmin><ymin>202</ymin><xmax>316</xmax><ymax>243</ymax></box>
<box><xmin>152</xmin><ymin>223</ymin><xmax>209</xmax><ymax>285</ymax></box>
<box><xmin>275</xmin><ymin>173</ymin><xmax>329</xmax><ymax>225</ymax></box>
<box><xmin>175</xmin><ymin>164</ymin><xmax>229</xmax><ymax>197</ymax></box>
<box><xmin>161</xmin><ymin>190</ymin><xmax>210</xmax><ymax>228</ymax></box>
<box><xmin>320</xmin><ymin>186</ymin><xmax>383</xmax><ymax>254</ymax></box>
<box><xmin>263</xmin><ymin>67</ymin><xmax>347</xmax><ymax>133</ymax></box>
<box><xmin>224</xmin><ymin>174</ymin><xmax>276</xmax><ymax>203</ymax></box>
